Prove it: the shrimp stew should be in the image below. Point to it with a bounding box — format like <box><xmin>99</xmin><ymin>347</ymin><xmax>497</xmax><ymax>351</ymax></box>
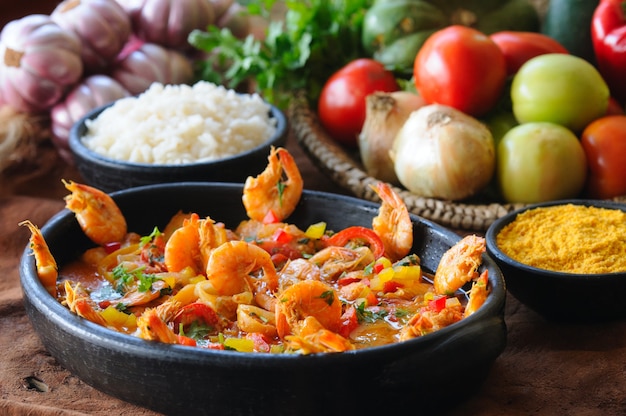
<box><xmin>22</xmin><ymin>148</ymin><xmax>490</xmax><ymax>354</ymax></box>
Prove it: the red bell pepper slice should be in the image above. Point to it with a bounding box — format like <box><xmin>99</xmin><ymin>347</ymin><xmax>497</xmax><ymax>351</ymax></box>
<box><xmin>383</xmin><ymin>280</ymin><xmax>403</xmax><ymax>293</ymax></box>
<box><xmin>592</xmin><ymin>0</ymin><xmax>626</xmax><ymax>104</ymax></box>
<box><xmin>176</xmin><ymin>334</ymin><xmax>197</xmax><ymax>346</ymax></box>
<box><xmin>339</xmin><ymin>305</ymin><xmax>359</xmax><ymax>338</ymax></box>
<box><xmin>337</xmin><ymin>276</ymin><xmax>362</xmax><ymax>286</ymax></box>
<box><xmin>104</xmin><ymin>241</ymin><xmax>121</xmax><ymax>254</ymax></box>
<box><xmin>325</xmin><ymin>226</ymin><xmax>385</xmax><ymax>259</ymax></box>
<box><xmin>428</xmin><ymin>296</ymin><xmax>448</xmax><ymax>313</ymax></box>
<box><xmin>262</xmin><ymin>209</ymin><xmax>280</xmax><ymax>224</ymax></box>
<box><xmin>271</xmin><ymin>228</ymin><xmax>294</xmax><ymax>244</ymax></box>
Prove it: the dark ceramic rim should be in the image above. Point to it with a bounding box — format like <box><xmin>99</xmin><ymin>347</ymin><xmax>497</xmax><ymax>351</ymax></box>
<box><xmin>68</xmin><ymin>98</ymin><xmax>287</xmax><ymax>169</ymax></box>
<box><xmin>485</xmin><ymin>198</ymin><xmax>626</xmax><ymax>279</ymax></box>
<box><xmin>20</xmin><ymin>182</ymin><xmax>506</xmax><ymax>365</ymax></box>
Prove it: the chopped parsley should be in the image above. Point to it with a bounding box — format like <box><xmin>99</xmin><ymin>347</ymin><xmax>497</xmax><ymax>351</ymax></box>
<box><xmin>180</xmin><ymin>321</ymin><xmax>213</xmax><ymax>341</ymax></box>
<box><xmin>111</xmin><ymin>264</ymin><xmax>158</xmax><ymax>293</ymax></box>
<box><xmin>396</xmin><ymin>254</ymin><xmax>421</xmax><ymax>267</ymax></box>
<box><xmin>277</xmin><ymin>181</ymin><xmax>286</xmax><ymax>206</ymax></box>
<box><xmin>140</xmin><ymin>226</ymin><xmax>162</xmax><ymax>246</ymax></box>
<box><xmin>319</xmin><ymin>290</ymin><xmax>335</xmax><ymax>306</ymax></box>
<box><xmin>355</xmin><ymin>301</ymin><xmax>388</xmax><ymax>323</ymax></box>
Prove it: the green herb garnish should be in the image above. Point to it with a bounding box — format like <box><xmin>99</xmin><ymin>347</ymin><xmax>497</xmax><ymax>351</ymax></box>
<box><xmin>112</xmin><ymin>264</ymin><xmax>158</xmax><ymax>293</ymax></box>
<box><xmin>319</xmin><ymin>290</ymin><xmax>335</xmax><ymax>306</ymax></box>
<box><xmin>140</xmin><ymin>226</ymin><xmax>162</xmax><ymax>246</ymax></box>
<box><xmin>188</xmin><ymin>0</ymin><xmax>373</xmax><ymax>108</ymax></box>
<box><xmin>355</xmin><ymin>301</ymin><xmax>388</xmax><ymax>323</ymax></box>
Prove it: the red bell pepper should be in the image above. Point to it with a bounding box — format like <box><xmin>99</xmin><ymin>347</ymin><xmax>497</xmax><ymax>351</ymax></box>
<box><xmin>339</xmin><ymin>305</ymin><xmax>359</xmax><ymax>338</ymax></box>
<box><xmin>325</xmin><ymin>226</ymin><xmax>385</xmax><ymax>259</ymax></box>
<box><xmin>592</xmin><ymin>0</ymin><xmax>626</xmax><ymax>104</ymax></box>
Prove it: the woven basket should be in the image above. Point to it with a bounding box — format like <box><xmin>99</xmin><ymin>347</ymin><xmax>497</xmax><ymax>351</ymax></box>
<box><xmin>288</xmin><ymin>91</ymin><xmax>626</xmax><ymax>232</ymax></box>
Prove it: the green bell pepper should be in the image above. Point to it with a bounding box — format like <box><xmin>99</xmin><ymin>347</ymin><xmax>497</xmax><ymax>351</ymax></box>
<box><xmin>362</xmin><ymin>0</ymin><xmax>541</xmax><ymax>74</ymax></box>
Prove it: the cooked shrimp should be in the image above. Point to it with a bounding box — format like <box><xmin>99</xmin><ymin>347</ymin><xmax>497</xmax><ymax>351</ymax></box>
<box><xmin>308</xmin><ymin>246</ymin><xmax>375</xmax><ymax>282</ymax></box>
<box><xmin>136</xmin><ymin>309</ymin><xmax>178</xmax><ymax>343</ymax></box>
<box><xmin>433</xmin><ymin>235</ymin><xmax>486</xmax><ymax>295</ymax></box>
<box><xmin>277</xmin><ymin>258</ymin><xmax>322</xmax><ymax>291</ymax></box>
<box><xmin>199</xmin><ymin>216</ymin><xmax>228</xmax><ymax>267</ymax></box>
<box><xmin>284</xmin><ymin>316</ymin><xmax>354</xmax><ymax>353</ymax></box>
<box><xmin>205</xmin><ymin>241</ymin><xmax>279</xmax><ymax>296</ymax></box>
<box><xmin>399</xmin><ymin>297</ymin><xmax>464</xmax><ymax>340</ymax></box>
<box><xmin>20</xmin><ymin>220</ymin><xmax>58</xmax><ymax>297</ymax></box>
<box><xmin>115</xmin><ymin>279</ymin><xmax>171</xmax><ymax>309</ymax></box>
<box><xmin>136</xmin><ymin>299</ymin><xmax>182</xmax><ymax>343</ymax></box>
<box><xmin>275</xmin><ymin>280</ymin><xmax>342</xmax><ymax>339</ymax></box>
<box><xmin>464</xmin><ymin>270</ymin><xmax>490</xmax><ymax>317</ymax></box>
<box><xmin>64</xmin><ymin>281</ymin><xmax>107</xmax><ymax>326</ymax></box>
<box><xmin>371</xmin><ymin>182</ymin><xmax>413</xmax><ymax>262</ymax></box>
<box><xmin>242</xmin><ymin>147</ymin><xmax>303</xmax><ymax>223</ymax></box>
<box><xmin>62</xmin><ymin>179</ymin><xmax>127</xmax><ymax>245</ymax></box>
<box><xmin>164</xmin><ymin>213</ymin><xmax>202</xmax><ymax>274</ymax></box>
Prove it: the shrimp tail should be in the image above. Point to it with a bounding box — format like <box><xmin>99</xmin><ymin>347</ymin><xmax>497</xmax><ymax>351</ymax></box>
<box><xmin>20</xmin><ymin>220</ymin><xmax>58</xmax><ymax>297</ymax></box>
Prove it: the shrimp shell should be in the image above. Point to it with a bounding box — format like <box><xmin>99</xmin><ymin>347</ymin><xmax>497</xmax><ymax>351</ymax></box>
<box><xmin>371</xmin><ymin>182</ymin><xmax>413</xmax><ymax>262</ymax></box>
<box><xmin>20</xmin><ymin>220</ymin><xmax>58</xmax><ymax>297</ymax></box>
<box><xmin>242</xmin><ymin>146</ymin><xmax>303</xmax><ymax>222</ymax></box>
<box><xmin>62</xmin><ymin>179</ymin><xmax>127</xmax><ymax>245</ymax></box>
<box><xmin>433</xmin><ymin>234</ymin><xmax>486</xmax><ymax>295</ymax></box>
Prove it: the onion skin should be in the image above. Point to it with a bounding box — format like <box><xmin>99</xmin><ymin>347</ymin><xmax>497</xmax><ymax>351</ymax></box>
<box><xmin>125</xmin><ymin>0</ymin><xmax>216</xmax><ymax>50</ymax></box>
<box><xmin>391</xmin><ymin>104</ymin><xmax>495</xmax><ymax>201</ymax></box>
<box><xmin>51</xmin><ymin>0</ymin><xmax>132</xmax><ymax>73</ymax></box>
<box><xmin>359</xmin><ymin>91</ymin><xmax>426</xmax><ymax>184</ymax></box>
<box><xmin>0</xmin><ymin>14</ymin><xmax>83</xmax><ymax>113</ymax></box>
<box><xmin>51</xmin><ymin>74</ymin><xmax>130</xmax><ymax>164</ymax></box>
<box><xmin>110</xmin><ymin>40</ymin><xmax>194</xmax><ymax>95</ymax></box>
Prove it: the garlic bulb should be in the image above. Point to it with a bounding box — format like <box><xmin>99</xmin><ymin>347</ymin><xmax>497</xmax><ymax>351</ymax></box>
<box><xmin>358</xmin><ymin>91</ymin><xmax>425</xmax><ymax>184</ymax></box>
<box><xmin>391</xmin><ymin>104</ymin><xmax>495</xmax><ymax>201</ymax></box>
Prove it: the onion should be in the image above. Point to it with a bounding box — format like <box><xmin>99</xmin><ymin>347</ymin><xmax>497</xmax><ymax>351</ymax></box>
<box><xmin>358</xmin><ymin>91</ymin><xmax>426</xmax><ymax>184</ymax></box>
<box><xmin>51</xmin><ymin>74</ymin><xmax>130</xmax><ymax>164</ymax></box>
<box><xmin>391</xmin><ymin>104</ymin><xmax>495</xmax><ymax>201</ymax></box>
<box><xmin>51</xmin><ymin>0</ymin><xmax>132</xmax><ymax>73</ymax></box>
<box><xmin>110</xmin><ymin>40</ymin><xmax>194</xmax><ymax>95</ymax></box>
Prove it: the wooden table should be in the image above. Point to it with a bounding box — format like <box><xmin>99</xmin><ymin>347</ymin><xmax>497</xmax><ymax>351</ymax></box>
<box><xmin>1</xmin><ymin>133</ymin><xmax>626</xmax><ymax>416</ymax></box>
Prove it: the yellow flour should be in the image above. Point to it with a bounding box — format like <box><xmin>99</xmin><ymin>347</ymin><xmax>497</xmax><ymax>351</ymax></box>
<box><xmin>496</xmin><ymin>204</ymin><xmax>626</xmax><ymax>274</ymax></box>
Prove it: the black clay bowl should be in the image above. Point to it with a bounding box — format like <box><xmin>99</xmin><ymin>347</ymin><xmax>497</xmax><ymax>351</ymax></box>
<box><xmin>20</xmin><ymin>183</ymin><xmax>506</xmax><ymax>416</ymax></box>
<box><xmin>68</xmin><ymin>100</ymin><xmax>287</xmax><ymax>193</ymax></box>
<box><xmin>486</xmin><ymin>199</ymin><xmax>626</xmax><ymax>322</ymax></box>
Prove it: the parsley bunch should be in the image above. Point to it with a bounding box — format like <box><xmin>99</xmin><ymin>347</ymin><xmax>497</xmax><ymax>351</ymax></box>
<box><xmin>188</xmin><ymin>0</ymin><xmax>373</xmax><ymax>108</ymax></box>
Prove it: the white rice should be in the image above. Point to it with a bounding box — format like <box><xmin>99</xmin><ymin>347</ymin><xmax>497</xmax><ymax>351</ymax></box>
<box><xmin>81</xmin><ymin>81</ymin><xmax>278</xmax><ymax>165</ymax></box>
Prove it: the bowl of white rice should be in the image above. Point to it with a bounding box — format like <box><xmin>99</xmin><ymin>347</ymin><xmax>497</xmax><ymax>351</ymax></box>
<box><xmin>68</xmin><ymin>81</ymin><xmax>287</xmax><ymax>192</ymax></box>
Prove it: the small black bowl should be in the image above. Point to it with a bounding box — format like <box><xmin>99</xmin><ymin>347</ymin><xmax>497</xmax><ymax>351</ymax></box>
<box><xmin>68</xmin><ymin>100</ymin><xmax>287</xmax><ymax>193</ymax></box>
<box><xmin>486</xmin><ymin>199</ymin><xmax>626</xmax><ymax>322</ymax></box>
<box><xmin>20</xmin><ymin>183</ymin><xmax>506</xmax><ymax>416</ymax></box>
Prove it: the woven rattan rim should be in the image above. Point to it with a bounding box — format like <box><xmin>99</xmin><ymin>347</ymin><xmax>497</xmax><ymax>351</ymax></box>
<box><xmin>288</xmin><ymin>91</ymin><xmax>626</xmax><ymax>232</ymax></box>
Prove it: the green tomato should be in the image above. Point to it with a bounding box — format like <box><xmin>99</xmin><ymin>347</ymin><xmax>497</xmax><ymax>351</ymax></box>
<box><xmin>511</xmin><ymin>54</ymin><xmax>609</xmax><ymax>132</ymax></box>
<box><xmin>497</xmin><ymin>122</ymin><xmax>587</xmax><ymax>203</ymax></box>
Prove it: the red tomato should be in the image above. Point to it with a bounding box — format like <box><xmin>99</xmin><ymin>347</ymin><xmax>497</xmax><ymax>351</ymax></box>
<box><xmin>173</xmin><ymin>302</ymin><xmax>219</xmax><ymax>335</ymax></box>
<box><xmin>413</xmin><ymin>25</ymin><xmax>507</xmax><ymax>117</ymax></box>
<box><xmin>318</xmin><ymin>58</ymin><xmax>399</xmax><ymax>147</ymax></box>
<box><xmin>580</xmin><ymin>115</ymin><xmax>626</xmax><ymax>199</ymax></box>
<box><xmin>490</xmin><ymin>31</ymin><xmax>569</xmax><ymax>75</ymax></box>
